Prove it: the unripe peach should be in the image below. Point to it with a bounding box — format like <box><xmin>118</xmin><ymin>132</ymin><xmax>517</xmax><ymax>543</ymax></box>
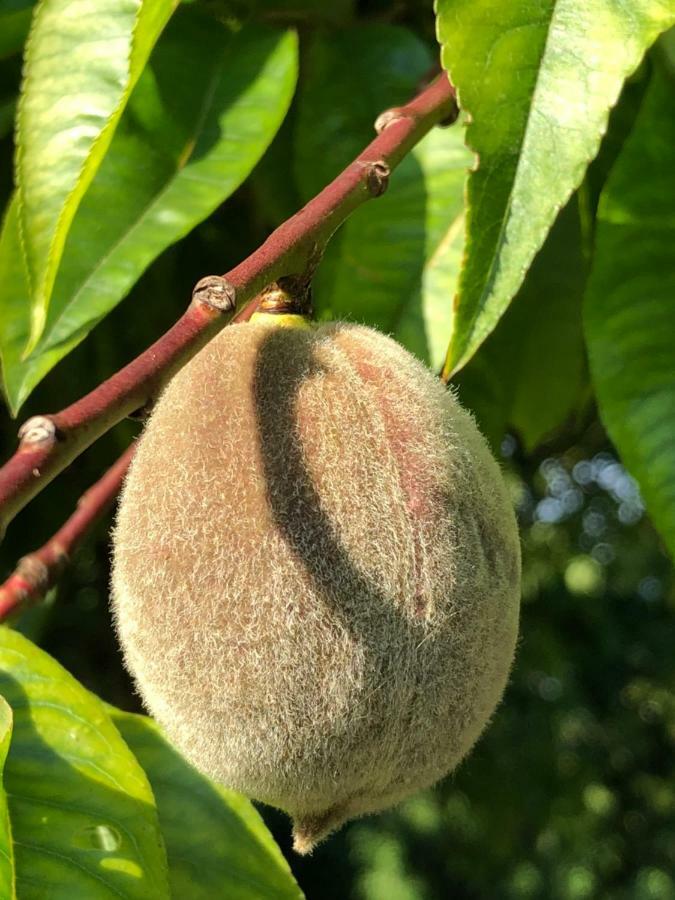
<box><xmin>111</xmin><ymin>319</ymin><xmax>520</xmax><ymax>853</ymax></box>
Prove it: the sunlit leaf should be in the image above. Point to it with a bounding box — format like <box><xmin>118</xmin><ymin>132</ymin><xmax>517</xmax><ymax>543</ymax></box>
<box><xmin>0</xmin><ymin>696</ymin><xmax>14</xmax><ymax>900</ymax></box>
<box><xmin>0</xmin><ymin>196</ymin><xmax>31</xmax><ymax>415</ymax></box>
<box><xmin>0</xmin><ymin>627</ymin><xmax>169</xmax><ymax>898</ymax></box>
<box><xmin>1</xmin><ymin>12</ymin><xmax>297</xmax><ymax>413</ymax></box>
<box><xmin>111</xmin><ymin>708</ymin><xmax>304</xmax><ymax>900</ymax></box>
<box><xmin>16</xmin><ymin>0</ymin><xmax>177</xmax><ymax>351</ymax></box>
<box><xmin>584</xmin><ymin>68</ymin><xmax>675</xmax><ymax>558</ymax></box>
<box><xmin>436</xmin><ymin>0</ymin><xmax>675</xmax><ymax>377</ymax></box>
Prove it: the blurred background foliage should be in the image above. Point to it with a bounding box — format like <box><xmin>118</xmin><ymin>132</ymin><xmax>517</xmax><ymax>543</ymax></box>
<box><xmin>0</xmin><ymin>0</ymin><xmax>673</xmax><ymax>897</ymax></box>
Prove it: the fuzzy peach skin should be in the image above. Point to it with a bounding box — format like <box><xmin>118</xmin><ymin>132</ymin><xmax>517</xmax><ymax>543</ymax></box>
<box><xmin>112</xmin><ymin>320</ymin><xmax>521</xmax><ymax>853</ymax></box>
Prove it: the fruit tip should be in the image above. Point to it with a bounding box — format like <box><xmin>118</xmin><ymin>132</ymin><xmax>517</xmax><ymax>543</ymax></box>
<box><xmin>291</xmin><ymin>804</ymin><xmax>347</xmax><ymax>855</ymax></box>
<box><xmin>291</xmin><ymin>829</ymin><xmax>317</xmax><ymax>856</ymax></box>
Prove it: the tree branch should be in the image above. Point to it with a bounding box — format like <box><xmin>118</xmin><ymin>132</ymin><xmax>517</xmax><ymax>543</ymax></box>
<box><xmin>0</xmin><ymin>291</ymin><xmax>265</xmax><ymax>621</ymax></box>
<box><xmin>0</xmin><ymin>75</ymin><xmax>457</xmax><ymax>536</ymax></box>
<box><xmin>0</xmin><ymin>445</ymin><xmax>135</xmax><ymax>620</ymax></box>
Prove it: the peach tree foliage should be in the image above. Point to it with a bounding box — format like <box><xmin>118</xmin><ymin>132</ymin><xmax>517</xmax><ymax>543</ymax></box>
<box><xmin>0</xmin><ymin>0</ymin><xmax>673</xmax><ymax>896</ymax></box>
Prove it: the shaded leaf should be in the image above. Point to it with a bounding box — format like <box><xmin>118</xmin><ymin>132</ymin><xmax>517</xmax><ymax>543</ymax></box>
<box><xmin>0</xmin><ymin>626</ymin><xmax>169</xmax><ymax>898</ymax></box>
<box><xmin>16</xmin><ymin>0</ymin><xmax>177</xmax><ymax>350</ymax></box>
<box><xmin>1</xmin><ymin>13</ymin><xmax>297</xmax><ymax>413</ymax></box>
<box><xmin>456</xmin><ymin>200</ymin><xmax>589</xmax><ymax>451</ymax></box>
<box><xmin>0</xmin><ymin>97</ymin><xmax>15</xmax><ymax>140</ymax></box>
<box><xmin>436</xmin><ymin>0</ymin><xmax>675</xmax><ymax>376</ymax></box>
<box><xmin>254</xmin><ymin>0</ymin><xmax>353</xmax><ymax>22</ymax></box>
<box><xmin>250</xmin><ymin>113</ymin><xmax>303</xmax><ymax>229</ymax></box>
<box><xmin>584</xmin><ymin>69</ymin><xmax>675</xmax><ymax>558</ymax></box>
<box><xmin>315</xmin><ymin>127</ymin><xmax>470</xmax><ymax>371</ymax></box>
<box><xmin>294</xmin><ymin>26</ymin><xmax>430</xmax><ymax>198</ymax></box>
<box><xmin>582</xmin><ymin>64</ymin><xmax>652</xmax><ymax>223</ymax></box>
<box><xmin>111</xmin><ymin>708</ymin><xmax>304</xmax><ymax>900</ymax></box>
<box><xmin>0</xmin><ymin>696</ymin><xmax>14</xmax><ymax>900</ymax></box>
<box><xmin>0</xmin><ymin>1</ymin><xmax>35</xmax><ymax>60</ymax></box>
<box><xmin>295</xmin><ymin>27</ymin><xmax>471</xmax><ymax>369</ymax></box>
<box><xmin>660</xmin><ymin>24</ymin><xmax>675</xmax><ymax>74</ymax></box>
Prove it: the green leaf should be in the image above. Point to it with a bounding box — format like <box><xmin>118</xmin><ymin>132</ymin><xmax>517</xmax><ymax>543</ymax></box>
<box><xmin>110</xmin><ymin>708</ymin><xmax>304</xmax><ymax>900</ymax></box>
<box><xmin>0</xmin><ymin>1</ymin><xmax>35</xmax><ymax>59</ymax></box>
<box><xmin>295</xmin><ymin>26</ymin><xmax>472</xmax><ymax>370</ymax></box>
<box><xmin>315</xmin><ymin>127</ymin><xmax>470</xmax><ymax>371</ymax></box>
<box><xmin>584</xmin><ymin>69</ymin><xmax>675</xmax><ymax>559</ymax></box>
<box><xmin>457</xmin><ymin>199</ymin><xmax>589</xmax><ymax>451</ymax></box>
<box><xmin>16</xmin><ymin>0</ymin><xmax>177</xmax><ymax>352</ymax></box>
<box><xmin>0</xmin><ymin>196</ymin><xmax>31</xmax><ymax>415</ymax></box>
<box><xmin>0</xmin><ymin>696</ymin><xmax>15</xmax><ymax>900</ymax></box>
<box><xmin>0</xmin><ymin>626</ymin><xmax>170</xmax><ymax>898</ymax></box>
<box><xmin>436</xmin><ymin>0</ymin><xmax>675</xmax><ymax>377</ymax></box>
<box><xmin>294</xmin><ymin>26</ymin><xmax>430</xmax><ymax>198</ymax></box>
<box><xmin>660</xmin><ymin>24</ymin><xmax>675</xmax><ymax>74</ymax></box>
<box><xmin>251</xmin><ymin>114</ymin><xmax>303</xmax><ymax>229</ymax></box>
<box><xmin>1</xmin><ymin>14</ymin><xmax>297</xmax><ymax>413</ymax></box>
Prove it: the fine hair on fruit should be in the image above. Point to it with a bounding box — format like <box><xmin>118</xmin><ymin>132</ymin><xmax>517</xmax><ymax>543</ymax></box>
<box><xmin>112</xmin><ymin>317</ymin><xmax>521</xmax><ymax>853</ymax></box>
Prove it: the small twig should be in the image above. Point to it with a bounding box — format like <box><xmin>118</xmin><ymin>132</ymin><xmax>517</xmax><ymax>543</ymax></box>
<box><xmin>0</xmin><ymin>290</ymin><xmax>264</xmax><ymax>620</ymax></box>
<box><xmin>0</xmin><ymin>446</ymin><xmax>134</xmax><ymax>620</ymax></box>
<box><xmin>0</xmin><ymin>75</ymin><xmax>457</xmax><ymax>536</ymax></box>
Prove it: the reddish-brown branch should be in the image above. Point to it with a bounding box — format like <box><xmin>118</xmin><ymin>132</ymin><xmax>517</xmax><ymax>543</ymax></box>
<box><xmin>0</xmin><ymin>445</ymin><xmax>135</xmax><ymax>620</ymax></box>
<box><xmin>0</xmin><ymin>75</ymin><xmax>457</xmax><ymax>536</ymax></box>
<box><xmin>0</xmin><ymin>290</ymin><xmax>264</xmax><ymax>621</ymax></box>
